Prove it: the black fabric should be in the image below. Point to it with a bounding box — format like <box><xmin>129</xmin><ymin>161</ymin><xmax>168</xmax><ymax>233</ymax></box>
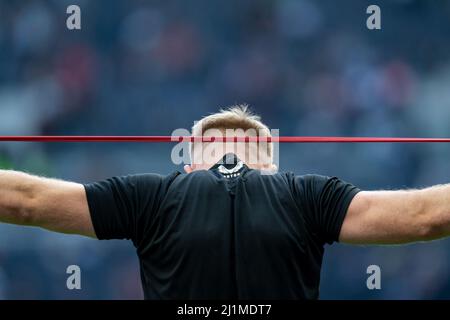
<box><xmin>84</xmin><ymin>158</ymin><xmax>360</xmax><ymax>299</ymax></box>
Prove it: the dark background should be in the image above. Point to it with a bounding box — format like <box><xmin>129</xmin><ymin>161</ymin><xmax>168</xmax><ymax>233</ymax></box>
<box><xmin>0</xmin><ymin>0</ymin><xmax>450</xmax><ymax>299</ymax></box>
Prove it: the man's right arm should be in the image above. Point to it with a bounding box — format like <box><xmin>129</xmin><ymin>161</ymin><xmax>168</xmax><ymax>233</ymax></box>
<box><xmin>0</xmin><ymin>170</ymin><xmax>96</xmax><ymax>237</ymax></box>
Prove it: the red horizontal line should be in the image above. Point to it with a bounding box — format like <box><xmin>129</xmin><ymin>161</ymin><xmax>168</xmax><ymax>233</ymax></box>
<box><xmin>0</xmin><ymin>136</ymin><xmax>449</xmax><ymax>143</ymax></box>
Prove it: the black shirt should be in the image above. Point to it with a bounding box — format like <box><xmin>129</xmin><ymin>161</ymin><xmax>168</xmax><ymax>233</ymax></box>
<box><xmin>84</xmin><ymin>155</ymin><xmax>360</xmax><ymax>299</ymax></box>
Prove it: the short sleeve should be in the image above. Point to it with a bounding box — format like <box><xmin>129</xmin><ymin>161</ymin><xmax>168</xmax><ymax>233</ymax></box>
<box><xmin>83</xmin><ymin>174</ymin><xmax>164</xmax><ymax>245</ymax></box>
<box><xmin>293</xmin><ymin>174</ymin><xmax>360</xmax><ymax>244</ymax></box>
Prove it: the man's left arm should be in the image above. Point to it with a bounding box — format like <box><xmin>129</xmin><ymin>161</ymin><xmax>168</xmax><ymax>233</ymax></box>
<box><xmin>339</xmin><ymin>184</ymin><xmax>450</xmax><ymax>244</ymax></box>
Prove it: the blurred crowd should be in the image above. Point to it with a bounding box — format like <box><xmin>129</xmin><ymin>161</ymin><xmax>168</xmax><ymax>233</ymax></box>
<box><xmin>0</xmin><ymin>0</ymin><xmax>450</xmax><ymax>299</ymax></box>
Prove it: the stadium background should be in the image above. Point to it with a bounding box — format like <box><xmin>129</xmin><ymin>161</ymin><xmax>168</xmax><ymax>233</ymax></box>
<box><xmin>0</xmin><ymin>0</ymin><xmax>450</xmax><ymax>299</ymax></box>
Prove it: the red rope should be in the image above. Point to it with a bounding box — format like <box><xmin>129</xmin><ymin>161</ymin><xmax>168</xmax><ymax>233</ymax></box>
<box><xmin>0</xmin><ymin>136</ymin><xmax>449</xmax><ymax>143</ymax></box>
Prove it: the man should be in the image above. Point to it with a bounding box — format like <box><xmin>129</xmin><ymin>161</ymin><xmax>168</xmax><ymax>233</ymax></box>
<box><xmin>0</xmin><ymin>105</ymin><xmax>449</xmax><ymax>299</ymax></box>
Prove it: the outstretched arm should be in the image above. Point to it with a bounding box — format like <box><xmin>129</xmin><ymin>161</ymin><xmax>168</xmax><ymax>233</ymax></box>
<box><xmin>0</xmin><ymin>170</ymin><xmax>95</xmax><ymax>237</ymax></box>
<box><xmin>340</xmin><ymin>184</ymin><xmax>450</xmax><ymax>244</ymax></box>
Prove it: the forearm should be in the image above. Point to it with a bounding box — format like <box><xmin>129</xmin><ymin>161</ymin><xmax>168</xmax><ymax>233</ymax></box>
<box><xmin>417</xmin><ymin>183</ymin><xmax>450</xmax><ymax>240</ymax></box>
<box><xmin>0</xmin><ymin>169</ymin><xmax>41</xmax><ymax>225</ymax></box>
<box><xmin>341</xmin><ymin>183</ymin><xmax>450</xmax><ymax>244</ymax></box>
<box><xmin>0</xmin><ymin>169</ymin><xmax>95</xmax><ymax>236</ymax></box>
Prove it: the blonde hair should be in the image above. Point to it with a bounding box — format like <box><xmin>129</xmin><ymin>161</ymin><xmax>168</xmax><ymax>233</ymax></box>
<box><xmin>190</xmin><ymin>104</ymin><xmax>273</xmax><ymax>163</ymax></box>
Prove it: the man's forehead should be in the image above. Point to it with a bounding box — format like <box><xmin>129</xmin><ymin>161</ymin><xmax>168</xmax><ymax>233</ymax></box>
<box><xmin>201</xmin><ymin>127</ymin><xmax>262</xmax><ymax>136</ymax></box>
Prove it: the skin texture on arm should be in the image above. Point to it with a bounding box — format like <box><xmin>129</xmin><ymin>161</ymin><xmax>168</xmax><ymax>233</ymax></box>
<box><xmin>0</xmin><ymin>170</ymin><xmax>96</xmax><ymax>238</ymax></box>
<box><xmin>340</xmin><ymin>184</ymin><xmax>450</xmax><ymax>245</ymax></box>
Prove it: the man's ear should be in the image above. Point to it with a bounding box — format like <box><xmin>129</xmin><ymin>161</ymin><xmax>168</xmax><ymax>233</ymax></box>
<box><xmin>184</xmin><ymin>165</ymin><xmax>194</xmax><ymax>174</ymax></box>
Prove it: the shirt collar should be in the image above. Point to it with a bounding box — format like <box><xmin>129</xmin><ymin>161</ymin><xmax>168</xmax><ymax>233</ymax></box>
<box><xmin>209</xmin><ymin>153</ymin><xmax>248</xmax><ymax>179</ymax></box>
